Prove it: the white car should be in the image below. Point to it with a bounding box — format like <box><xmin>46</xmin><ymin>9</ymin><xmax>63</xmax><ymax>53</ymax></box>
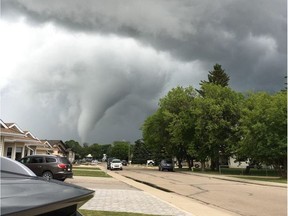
<box><xmin>110</xmin><ymin>159</ymin><xmax>123</xmax><ymax>170</ymax></box>
<box><xmin>147</xmin><ymin>160</ymin><xmax>155</xmax><ymax>166</ymax></box>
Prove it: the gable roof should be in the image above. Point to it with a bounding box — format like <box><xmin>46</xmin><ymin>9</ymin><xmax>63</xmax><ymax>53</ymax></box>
<box><xmin>24</xmin><ymin>131</ymin><xmax>40</xmax><ymax>141</ymax></box>
<box><xmin>0</xmin><ymin>119</ymin><xmax>8</xmax><ymax>129</ymax></box>
<box><xmin>46</xmin><ymin>140</ymin><xmax>69</xmax><ymax>153</ymax></box>
<box><xmin>6</xmin><ymin>123</ymin><xmax>25</xmax><ymax>134</ymax></box>
<box><xmin>41</xmin><ymin>140</ymin><xmax>53</xmax><ymax>148</ymax></box>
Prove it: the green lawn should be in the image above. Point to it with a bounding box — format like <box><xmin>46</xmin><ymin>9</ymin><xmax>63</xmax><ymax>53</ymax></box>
<box><xmin>187</xmin><ymin>167</ymin><xmax>280</xmax><ymax>177</ymax></box>
<box><xmin>73</xmin><ymin>166</ymin><xmax>101</xmax><ymax>170</ymax></box>
<box><xmin>79</xmin><ymin>210</ymin><xmax>163</xmax><ymax>216</ymax></box>
<box><xmin>73</xmin><ymin>169</ymin><xmax>111</xmax><ymax>177</ymax></box>
<box><xmin>176</xmin><ymin>167</ymin><xmax>286</xmax><ymax>184</ymax></box>
<box><xmin>233</xmin><ymin>176</ymin><xmax>287</xmax><ymax>184</ymax></box>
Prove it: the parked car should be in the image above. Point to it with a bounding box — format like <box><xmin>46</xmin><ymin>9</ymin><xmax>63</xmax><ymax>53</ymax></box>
<box><xmin>159</xmin><ymin>159</ymin><xmax>174</xmax><ymax>171</ymax></box>
<box><xmin>1</xmin><ymin>156</ymin><xmax>94</xmax><ymax>216</ymax></box>
<box><xmin>107</xmin><ymin>157</ymin><xmax>115</xmax><ymax>169</ymax></box>
<box><xmin>91</xmin><ymin>160</ymin><xmax>99</xmax><ymax>165</ymax></box>
<box><xmin>110</xmin><ymin>159</ymin><xmax>123</xmax><ymax>170</ymax></box>
<box><xmin>147</xmin><ymin>160</ymin><xmax>155</xmax><ymax>166</ymax></box>
<box><xmin>19</xmin><ymin>155</ymin><xmax>73</xmax><ymax>181</ymax></box>
<box><xmin>121</xmin><ymin>160</ymin><xmax>128</xmax><ymax>166</ymax></box>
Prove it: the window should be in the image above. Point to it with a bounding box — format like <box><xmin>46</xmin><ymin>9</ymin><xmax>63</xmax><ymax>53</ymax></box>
<box><xmin>19</xmin><ymin>157</ymin><xmax>31</xmax><ymax>164</ymax></box>
<box><xmin>6</xmin><ymin>147</ymin><xmax>12</xmax><ymax>158</ymax></box>
<box><xmin>46</xmin><ymin>157</ymin><xmax>56</xmax><ymax>163</ymax></box>
<box><xmin>31</xmin><ymin>157</ymin><xmax>43</xmax><ymax>163</ymax></box>
<box><xmin>60</xmin><ymin>157</ymin><xmax>70</xmax><ymax>164</ymax></box>
<box><xmin>15</xmin><ymin>147</ymin><xmax>23</xmax><ymax>161</ymax></box>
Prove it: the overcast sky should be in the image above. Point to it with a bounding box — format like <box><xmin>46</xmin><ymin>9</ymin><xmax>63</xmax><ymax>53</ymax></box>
<box><xmin>0</xmin><ymin>0</ymin><xmax>286</xmax><ymax>144</ymax></box>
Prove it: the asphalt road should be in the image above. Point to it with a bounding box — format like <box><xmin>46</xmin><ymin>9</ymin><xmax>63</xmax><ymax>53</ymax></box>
<box><xmin>112</xmin><ymin>165</ymin><xmax>287</xmax><ymax>216</ymax></box>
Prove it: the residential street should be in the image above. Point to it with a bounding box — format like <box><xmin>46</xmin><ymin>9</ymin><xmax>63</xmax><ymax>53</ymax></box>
<box><xmin>106</xmin><ymin>165</ymin><xmax>287</xmax><ymax>216</ymax></box>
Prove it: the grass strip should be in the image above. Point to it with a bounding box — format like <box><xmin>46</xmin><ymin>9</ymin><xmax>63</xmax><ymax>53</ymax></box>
<box><xmin>73</xmin><ymin>166</ymin><xmax>101</xmax><ymax>170</ymax></box>
<box><xmin>73</xmin><ymin>169</ymin><xmax>111</xmax><ymax>177</ymax></box>
<box><xmin>233</xmin><ymin>176</ymin><xmax>287</xmax><ymax>184</ymax></box>
<box><xmin>79</xmin><ymin>209</ymin><xmax>163</xmax><ymax>216</ymax></box>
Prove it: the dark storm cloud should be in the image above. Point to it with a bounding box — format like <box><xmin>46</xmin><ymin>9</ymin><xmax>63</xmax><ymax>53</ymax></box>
<box><xmin>2</xmin><ymin>0</ymin><xmax>286</xmax><ymax>91</ymax></box>
<box><xmin>1</xmin><ymin>0</ymin><xmax>286</xmax><ymax>143</ymax></box>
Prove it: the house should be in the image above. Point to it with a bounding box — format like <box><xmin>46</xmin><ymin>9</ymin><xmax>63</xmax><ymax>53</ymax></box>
<box><xmin>46</xmin><ymin>140</ymin><xmax>75</xmax><ymax>163</ymax></box>
<box><xmin>0</xmin><ymin>120</ymin><xmax>52</xmax><ymax>160</ymax></box>
<box><xmin>1</xmin><ymin>120</ymin><xmax>76</xmax><ymax>163</ymax></box>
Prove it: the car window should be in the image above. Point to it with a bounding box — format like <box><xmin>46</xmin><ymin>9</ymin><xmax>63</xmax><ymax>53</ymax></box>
<box><xmin>45</xmin><ymin>157</ymin><xmax>56</xmax><ymax>163</ymax></box>
<box><xmin>59</xmin><ymin>157</ymin><xmax>70</xmax><ymax>164</ymax></box>
<box><xmin>162</xmin><ymin>159</ymin><xmax>172</xmax><ymax>163</ymax></box>
<box><xmin>19</xmin><ymin>157</ymin><xmax>30</xmax><ymax>164</ymax></box>
<box><xmin>31</xmin><ymin>157</ymin><xmax>44</xmax><ymax>163</ymax></box>
<box><xmin>112</xmin><ymin>159</ymin><xmax>121</xmax><ymax>163</ymax></box>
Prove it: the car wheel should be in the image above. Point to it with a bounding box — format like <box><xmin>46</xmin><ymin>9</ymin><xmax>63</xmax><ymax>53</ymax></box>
<box><xmin>42</xmin><ymin>171</ymin><xmax>53</xmax><ymax>180</ymax></box>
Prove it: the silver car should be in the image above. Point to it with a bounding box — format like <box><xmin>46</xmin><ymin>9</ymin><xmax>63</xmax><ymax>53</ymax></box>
<box><xmin>110</xmin><ymin>159</ymin><xmax>123</xmax><ymax>170</ymax></box>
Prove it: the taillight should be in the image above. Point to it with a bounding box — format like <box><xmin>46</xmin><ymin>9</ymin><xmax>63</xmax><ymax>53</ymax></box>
<box><xmin>58</xmin><ymin>164</ymin><xmax>67</xmax><ymax>169</ymax></box>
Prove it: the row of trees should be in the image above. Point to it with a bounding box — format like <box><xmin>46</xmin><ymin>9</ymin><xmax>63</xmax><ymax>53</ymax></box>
<box><xmin>141</xmin><ymin>64</ymin><xmax>287</xmax><ymax>177</ymax></box>
<box><xmin>65</xmin><ymin>140</ymin><xmax>132</xmax><ymax>162</ymax></box>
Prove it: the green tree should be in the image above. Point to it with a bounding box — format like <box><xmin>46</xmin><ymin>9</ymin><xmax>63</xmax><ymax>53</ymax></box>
<box><xmin>237</xmin><ymin>91</ymin><xmax>287</xmax><ymax>177</ymax></box>
<box><xmin>200</xmin><ymin>63</ymin><xmax>230</xmax><ymax>87</ymax></box>
<box><xmin>159</xmin><ymin>86</ymin><xmax>197</xmax><ymax>168</ymax></box>
<box><xmin>98</xmin><ymin>144</ymin><xmax>112</xmax><ymax>161</ymax></box>
<box><xmin>88</xmin><ymin>143</ymin><xmax>101</xmax><ymax>160</ymax></box>
<box><xmin>65</xmin><ymin>140</ymin><xmax>84</xmax><ymax>159</ymax></box>
<box><xmin>110</xmin><ymin>141</ymin><xmax>130</xmax><ymax>160</ymax></box>
<box><xmin>142</xmin><ymin>109</ymin><xmax>171</xmax><ymax>163</ymax></box>
<box><xmin>132</xmin><ymin>139</ymin><xmax>152</xmax><ymax>164</ymax></box>
<box><xmin>194</xmin><ymin>84</ymin><xmax>243</xmax><ymax>171</ymax></box>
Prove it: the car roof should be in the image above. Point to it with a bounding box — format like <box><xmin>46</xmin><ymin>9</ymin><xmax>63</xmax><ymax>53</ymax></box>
<box><xmin>25</xmin><ymin>155</ymin><xmax>61</xmax><ymax>158</ymax></box>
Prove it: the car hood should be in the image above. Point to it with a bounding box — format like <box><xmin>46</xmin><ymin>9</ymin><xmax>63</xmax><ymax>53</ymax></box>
<box><xmin>1</xmin><ymin>171</ymin><xmax>94</xmax><ymax>216</ymax></box>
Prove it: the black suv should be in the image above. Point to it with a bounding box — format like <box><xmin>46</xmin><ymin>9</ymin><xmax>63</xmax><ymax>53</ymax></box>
<box><xmin>106</xmin><ymin>157</ymin><xmax>115</xmax><ymax>170</ymax></box>
<box><xmin>19</xmin><ymin>155</ymin><xmax>73</xmax><ymax>181</ymax></box>
<box><xmin>159</xmin><ymin>159</ymin><xmax>174</xmax><ymax>171</ymax></box>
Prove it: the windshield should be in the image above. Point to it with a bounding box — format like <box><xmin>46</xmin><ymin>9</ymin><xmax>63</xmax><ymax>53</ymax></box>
<box><xmin>60</xmin><ymin>157</ymin><xmax>70</xmax><ymax>164</ymax></box>
<box><xmin>112</xmin><ymin>159</ymin><xmax>121</xmax><ymax>163</ymax></box>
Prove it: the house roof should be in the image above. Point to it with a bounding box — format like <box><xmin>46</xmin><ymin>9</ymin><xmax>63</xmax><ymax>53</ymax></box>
<box><xmin>41</xmin><ymin>140</ymin><xmax>53</xmax><ymax>148</ymax></box>
<box><xmin>24</xmin><ymin>131</ymin><xmax>38</xmax><ymax>140</ymax></box>
<box><xmin>6</xmin><ymin>123</ymin><xmax>25</xmax><ymax>134</ymax></box>
<box><xmin>46</xmin><ymin>140</ymin><xmax>69</xmax><ymax>152</ymax></box>
<box><xmin>4</xmin><ymin>135</ymin><xmax>42</xmax><ymax>144</ymax></box>
<box><xmin>1</xmin><ymin>120</ymin><xmax>46</xmax><ymax>147</ymax></box>
<box><xmin>0</xmin><ymin>119</ymin><xmax>8</xmax><ymax>129</ymax></box>
<box><xmin>0</xmin><ymin>127</ymin><xmax>26</xmax><ymax>137</ymax></box>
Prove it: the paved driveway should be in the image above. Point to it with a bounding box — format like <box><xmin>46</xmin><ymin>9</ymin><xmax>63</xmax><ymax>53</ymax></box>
<box><xmin>66</xmin><ymin>176</ymin><xmax>192</xmax><ymax>216</ymax></box>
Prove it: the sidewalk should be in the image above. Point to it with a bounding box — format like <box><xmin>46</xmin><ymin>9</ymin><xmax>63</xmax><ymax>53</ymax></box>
<box><xmin>106</xmin><ymin>169</ymin><xmax>236</xmax><ymax>216</ymax></box>
<box><xmin>67</xmin><ymin>175</ymin><xmax>193</xmax><ymax>216</ymax></box>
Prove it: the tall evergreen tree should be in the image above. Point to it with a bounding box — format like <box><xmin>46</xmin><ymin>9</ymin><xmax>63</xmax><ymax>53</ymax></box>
<box><xmin>200</xmin><ymin>63</ymin><xmax>230</xmax><ymax>88</ymax></box>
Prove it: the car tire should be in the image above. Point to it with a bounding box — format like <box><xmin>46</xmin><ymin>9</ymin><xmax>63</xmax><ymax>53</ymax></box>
<box><xmin>42</xmin><ymin>171</ymin><xmax>53</xmax><ymax>180</ymax></box>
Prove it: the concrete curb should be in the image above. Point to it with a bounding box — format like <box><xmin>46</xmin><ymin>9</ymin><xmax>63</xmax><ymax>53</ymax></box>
<box><xmin>101</xmin><ymin>166</ymin><xmax>237</xmax><ymax>216</ymax></box>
